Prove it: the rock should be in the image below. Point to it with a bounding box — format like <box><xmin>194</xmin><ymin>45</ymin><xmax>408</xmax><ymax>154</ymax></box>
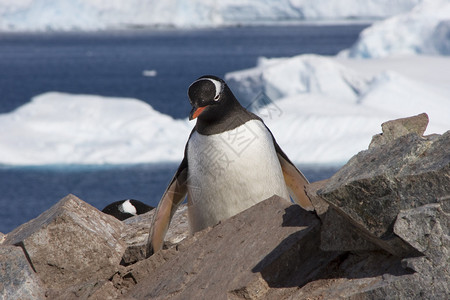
<box><xmin>274</xmin><ymin>251</ymin><xmax>414</xmax><ymax>299</ymax></box>
<box><xmin>45</xmin><ymin>278</ymin><xmax>123</xmax><ymax>300</ymax></box>
<box><xmin>369</xmin><ymin>113</ymin><xmax>429</xmax><ymax>149</ymax></box>
<box><xmin>332</xmin><ymin>198</ymin><xmax>450</xmax><ymax>299</ymax></box>
<box><xmin>305</xmin><ymin>180</ymin><xmax>330</xmax><ymax>217</ymax></box>
<box><xmin>0</xmin><ymin>245</ymin><xmax>46</xmax><ymax>300</ymax></box>
<box><xmin>0</xmin><ymin>232</ymin><xmax>5</xmax><ymax>244</ymax></box>
<box><xmin>393</xmin><ymin>201</ymin><xmax>449</xmax><ymax>297</ymax></box>
<box><xmin>116</xmin><ymin>214</ymin><xmax>417</xmax><ymax>300</ymax></box>
<box><xmin>121</xmin><ymin>204</ymin><xmax>189</xmax><ymax>265</ymax></box>
<box><xmin>318</xmin><ymin>130</ymin><xmax>450</xmax><ymax>256</ymax></box>
<box><xmin>122</xmin><ymin>196</ymin><xmax>340</xmax><ymax>299</ymax></box>
<box><xmin>3</xmin><ymin>194</ymin><xmax>127</xmax><ymax>292</ymax></box>
<box><xmin>394</xmin><ymin>202</ymin><xmax>449</xmax><ymax>265</ymax></box>
<box><xmin>306</xmin><ymin>180</ymin><xmax>379</xmax><ymax>252</ymax></box>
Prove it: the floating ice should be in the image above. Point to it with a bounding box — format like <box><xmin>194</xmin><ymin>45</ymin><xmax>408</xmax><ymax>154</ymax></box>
<box><xmin>142</xmin><ymin>70</ymin><xmax>157</xmax><ymax>77</ymax></box>
<box><xmin>0</xmin><ymin>92</ymin><xmax>192</xmax><ymax>166</ymax></box>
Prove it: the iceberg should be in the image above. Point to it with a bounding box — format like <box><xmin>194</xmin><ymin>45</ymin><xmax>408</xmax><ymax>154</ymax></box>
<box><xmin>0</xmin><ymin>92</ymin><xmax>192</xmax><ymax>166</ymax></box>
<box><xmin>340</xmin><ymin>0</ymin><xmax>450</xmax><ymax>58</ymax></box>
<box><xmin>0</xmin><ymin>0</ymin><xmax>420</xmax><ymax>32</ymax></box>
<box><xmin>226</xmin><ymin>54</ymin><xmax>450</xmax><ymax>164</ymax></box>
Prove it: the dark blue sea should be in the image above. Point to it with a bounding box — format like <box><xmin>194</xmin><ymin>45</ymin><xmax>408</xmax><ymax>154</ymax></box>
<box><xmin>0</xmin><ymin>24</ymin><xmax>368</xmax><ymax>233</ymax></box>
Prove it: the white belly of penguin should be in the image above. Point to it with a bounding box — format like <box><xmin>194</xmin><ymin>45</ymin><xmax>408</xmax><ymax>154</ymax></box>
<box><xmin>187</xmin><ymin>119</ymin><xmax>290</xmax><ymax>233</ymax></box>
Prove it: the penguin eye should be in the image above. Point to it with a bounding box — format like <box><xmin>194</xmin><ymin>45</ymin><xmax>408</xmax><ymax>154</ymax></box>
<box><xmin>214</xmin><ymin>94</ymin><xmax>220</xmax><ymax>101</ymax></box>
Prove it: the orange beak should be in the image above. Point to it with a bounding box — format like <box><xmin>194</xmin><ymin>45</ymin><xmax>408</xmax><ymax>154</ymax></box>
<box><xmin>189</xmin><ymin>106</ymin><xmax>207</xmax><ymax>120</ymax></box>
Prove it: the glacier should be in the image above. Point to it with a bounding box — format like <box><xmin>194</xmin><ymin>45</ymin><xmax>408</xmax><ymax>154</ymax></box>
<box><xmin>0</xmin><ymin>0</ymin><xmax>420</xmax><ymax>32</ymax></box>
<box><xmin>340</xmin><ymin>0</ymin><xmax>450</xmax><ymax>58</ymax></box>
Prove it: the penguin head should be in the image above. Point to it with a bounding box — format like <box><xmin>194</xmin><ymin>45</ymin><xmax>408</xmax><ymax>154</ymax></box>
<box><xmin>188</xmin><ymin>75</ymin><xmax>238</xmax><ymax>122</ymax></box>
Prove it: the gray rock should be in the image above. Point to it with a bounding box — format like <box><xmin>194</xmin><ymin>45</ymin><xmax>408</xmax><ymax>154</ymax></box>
<box><xmin>3</xmin><ymin>194</ymin><xmax>127</xmax><ymax>292</ymax></box>
<box><xmin>318</xmin><ymin>130</ymin><xmax>450</xmax><ymax>256</ymax></box>
<box><xmin>306</xmin><ymin>180</ymin><xmax>379</xmax><ymax>252</ymax></box>
<box><xmin>272</xmin><ymin>251</ymin><xmax>413</xmax><ymax>300</ymax></box>
<box><xmin>0</xmin><ymin>232</ymin><xmax>5</xmax><ymax>244</ymax></box>
<box><xmin>394</xmin><ymin>201</ymin><xmax>449</xmax><ymax>297</ymax></box>
<box><xmin>335</xmin><ymin>200</ymin><xmax>450</xmax><ymax>299</ymax></box>
<box><xmin>0</xmin><ymin>245</ymin><xmax>46</xmax><ymax>300</ymax></box>
<box><xmin>394</xmin><ymin>203</ymin><xmax>449</xmax><ymax>265</ymax></box>
<box><xmin>121</xmin><ymin>204</ymin><xmax>189</xmax><ymax>265</ymax></box>
<box><xmin>123</xmin><ymin>196</ymin><xmax>340</xmax><ymax>299</ymax></box>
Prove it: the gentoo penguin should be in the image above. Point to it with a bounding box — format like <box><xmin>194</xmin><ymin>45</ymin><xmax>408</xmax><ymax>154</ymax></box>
<box><xmin>147</xmin><ymin>75</ymin><xmax>313</xmax><ymax>255</ymax></box>
<box><xmin>102</xmin><ymin>199</ymin><xmax>154</xmax><ymax>221</ymax></box>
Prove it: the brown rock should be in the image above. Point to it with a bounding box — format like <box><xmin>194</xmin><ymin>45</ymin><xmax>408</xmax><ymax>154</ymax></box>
<box><xmin>121</xmin><ymin>204</ymin><xmax>189</xmax><ymax>265</ymax></box>
<box><xmin>3</xmin><ymin>194</ymin><xmax>127</xmax><ymax>292</ymax></box>
<box><xmin>0</xmin><ymin>245</ymin><xmax>46</xmax><ymax>300</ymax></box>
<box><xmin>124</xmin><ymin>196</ymin><xmax>339</xmax><ymax>299</ymax></box>
<box><xmin>45</xmin><ymin>278</ymin><xmax>123</xmax><ymax>300</ymax></box>
<box><xmin>369</xmin><ymin>112</ymin><xmax>429</xmax><ymax>149</ymax></box>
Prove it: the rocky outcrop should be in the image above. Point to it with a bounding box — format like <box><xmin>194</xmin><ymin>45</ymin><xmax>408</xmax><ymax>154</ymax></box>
<box><xmin>317</xmin><ymin>113</ymin><xmax>449</xmax><ymax>257</ymax></box>
<box><xmin>0</xmin><ymin>113</ymin><xmax>448</xmax><ymax>299</ymax></box>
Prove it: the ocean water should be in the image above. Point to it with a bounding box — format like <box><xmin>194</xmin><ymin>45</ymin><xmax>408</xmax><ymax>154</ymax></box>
<box><xmin>0</xmin><ymin>24</ymin><xmax>368</xmax><ymax>233</ymax></box>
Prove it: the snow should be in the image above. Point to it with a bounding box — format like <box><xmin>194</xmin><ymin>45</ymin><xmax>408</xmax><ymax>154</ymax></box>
<box><xmin>0</xmin><ymin>0</ymin><xmax>419</xmax><ymax>32</ymax></box>
<box><xmin>340</xmin><ymin>0</ymin><xmax>450</xmax><ymax>58</ymax></box>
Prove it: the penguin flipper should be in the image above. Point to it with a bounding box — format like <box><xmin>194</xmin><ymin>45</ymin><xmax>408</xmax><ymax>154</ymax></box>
<box><xmin>274</xmin><ymin>142</ymin><xmax>314</xmax><ymax>211</ymax></box>
<box><xmin>147</xmin><ymin>159</ymin><xmax>188</xmax><ymax>256</ymax></box>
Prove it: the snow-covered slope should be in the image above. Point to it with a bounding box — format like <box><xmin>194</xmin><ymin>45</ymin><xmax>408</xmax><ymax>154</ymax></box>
<box><xmin>0</xmin><ymin>0</ymin><xmax>420</xmax><ymax>31</ymax></box>
<box><xmin>340</xmin><ymin>0</ymin><xmax>450</xmax><ymax>58</ymax></box>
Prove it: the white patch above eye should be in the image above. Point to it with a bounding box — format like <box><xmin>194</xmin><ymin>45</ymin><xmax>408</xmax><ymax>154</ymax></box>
<box><xmin>119</xmin><ymin>199</ymin><xmax>137</xmax><ymax>215</ymax></box>
<box><xmin>189</xmin><ymin>78</ymin><xmax>223</xmax><ymax>100</ymax></box>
